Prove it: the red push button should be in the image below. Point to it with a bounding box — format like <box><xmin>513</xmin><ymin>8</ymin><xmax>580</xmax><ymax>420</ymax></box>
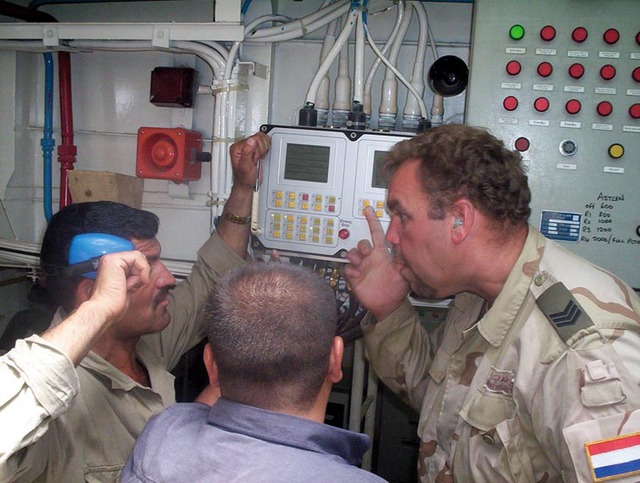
<box><xmin>600</xmin><ymin>64</ymin><xmax>616</xmax><ymax>80</ymax></box>
<box><xmin>338</xmin><ymin>228</ymin><xmax>350</xmax><ymax>240</ymax></box>
<box><xmin>514</xmin><ymin>137</ymin><xmax>530</xmax><ymax>152</ymax></box>
<box><xmin>566</xmin><ymin>99</ymin><xmax>581</xmax><ymax>115</ymax></box>
<box><xmin>572</xmin><ymin>27</ymin><xmax>588</xmax><ymax>43</ymax></box>
<box><xmin>534</xmin><ymin>97</ymin><xmax>550</xmax><ymax>112</ymax></box>
<box><xmin>537</xmin><ymin>62</ymin><xmax>553</xmax><ymax>78</ymax></box>
<box><xmin>569</xmin><ymin>63</ymin><xmax>585</xmax><ymax>79</ymax></box>
<box><xmin>503</xmin><ymin>96</ymin><xmax>519</xmax><ymax>111</ymax></box>
<box><xmin>637</xmin><ymin>31</ymin><xmax>640</xmax><ymax>46</ymax></box>
<box><xmin>506</xmin><ymin>60</ymin><xmax>522</xmax><ymax>76</ymax></box>
<box><xmin>540</xmin><ymin>25</ymin><xmax>556</xmax><ymax>41</ymax></box>
<box><xmin>630</xmin><ymin>103</ymin><xmax>640</xmax><ymax>119</ymax></box>
<box><xmin>603</xmin><ymin>28</ymin><xmax>620</xmax><ymax>45</ymax></box>
<box><xmin>633</xmin><ymin>67</ymin><xmax>640</xmax><ymax>83</ymax></box>
<box><xmin>597</xmin><ymin>101</ymin><xmax>613</xmax><ymax>117</ymax></box>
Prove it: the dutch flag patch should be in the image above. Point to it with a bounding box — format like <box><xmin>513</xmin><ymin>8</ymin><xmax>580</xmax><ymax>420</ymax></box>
<box><xmin>585</xmin><ymin>432</ymin><xmax>640</xmax><ymax>481</ymax></box>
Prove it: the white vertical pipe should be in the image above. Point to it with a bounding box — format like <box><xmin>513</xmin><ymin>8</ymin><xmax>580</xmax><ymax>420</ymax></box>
<box><xmin>353</xmin><ymin>9</ymin><xmax>365</xmax><ymax>105</ymax></box>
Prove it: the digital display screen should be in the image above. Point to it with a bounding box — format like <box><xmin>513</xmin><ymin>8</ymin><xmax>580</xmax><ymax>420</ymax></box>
<box><xmin>371</xmin><ymin>150</ymin><xmax>388</xmax><ymax>189</ymax></box>
<box><xmin>284</xmin><ymin>143</ymin><xmax>330</xmax><ymax>183</ymax></box>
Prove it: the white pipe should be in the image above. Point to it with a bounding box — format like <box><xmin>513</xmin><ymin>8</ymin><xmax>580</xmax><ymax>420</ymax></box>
<box><xmin>353</xmin><ymin>9</ymin><xmax>365</xmax><ymax>105</ymax></box>
<box><xmin>363</xmin><ymin>1</ymin><xmax>405</xmax><ymax>116</ymax></box>
<box><xmin>402</xmin><ymin>2</ymin><xmax>428</xmax><ymax>120</ymax></box>
<box><xmin>247</xmin><ymin>0</ymin><xmax>349</xmax><ymax>40</ymax></box>
<box><xmin>316</xmin><ymin>18</ymin><xmax>339</xmax><ymax>117</ymax></box>
<box><xmin>305</xmin><ymin>9</ymin><xmax>357</xmax><ymax>106</ymax></box>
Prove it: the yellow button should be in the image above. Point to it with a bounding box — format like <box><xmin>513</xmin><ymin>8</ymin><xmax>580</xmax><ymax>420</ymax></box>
<box><xmin>286</xmin><ymin>215</ymin><xmax>294</xmax><ymax>222</ymax></box>
<box><xmin>315</xmin><ymin>195</ymin><xmax>322</xmax><ymax>202</ymax></box>
<box><xmin>312</xmin><ymin>227</ymin><xmax>320</xmax><ymax>234</ymax></box>
<box><xmin>376</xmin><ymin>200</ymin><xmax>385</xmax><ymax>209</ymax></box>
<box><xmin>327</xmin><ymin>219</ymin><xmax>334</xmax><ymax>227</ymax></box>
<box><xmin>363</xmin><ymin>200</ymin><xmax>371</xmax><ymax>207</ymax></box>
<box><xmin>376</xmin><ymin>210</ymin><xmax>384</xmax><ymax>218</ymax></box>
<box><xmin>608</xmin><ymin>143</ymin><xmax>624</xmax><ymax>159</ymax></box>
<box><xmin>273</xmin><ymin>231</ymin><xmax>280</xmax><ymax>238</ymax></box>
<box><xmin>315</xmin><ymin>204</ymin><xmax>322</xmax><ymax>211</ymax></box>
<box><xmin>328</xmin><ymin>196</ymin><xmax>336</xmax><ymax>204</ymax></box>
<box><xmin>299</xmin><ymin>234</ymin><xmax>306</xmax><ymax>241</ymax></box>
<box><xmin>286</xmin><ymin>223</ymin><xmax>293</xmax><ymax>231</ymax></box>
<box><xmin>312</xmin><ymin>235</ymin><xmax>319</xmax><ymax>243</ymax></box>
<box><xmin>273</xmin><ymin>222</ymin><xmax>281</xmax><ymax>230</ymax></box>
<box><xmin>326</xmin><ymin>228</ymin><xmax>334</xmax><ymax>236</ymax></box>
<box><xmin>302</xmin><ymin>202</ymin><xmax>309</xmax><ymax>210</ymax></box>
<box><xmin>288</xmin><ymin>201</ymin><xmax>296</xmax><ymax>209</ymax></box>
<box><xmin>299</xmin><ymin>225</ymin><xmax>307</xmax><ymax>232</ymax></box>
<box><xmin>300</xmin><ymin>216</ymin><xmax>308</xmax><ymax>224</ymax></box>
<box><xmin>273</xmin><ymin>213</ymin><xmax>281</xmax><ymax>221</ymax></box>
<box><xmin>286</xmin><ymin>232</ymin><xmax>293</xmax><ymax>239</ymax></box>
<box><xmin>275</xmin><ymin>191</ymin><xmax>283</xmax><ymax>199</ymax></box>
<box><xmin>289</xmin><ymin>192</ymin><xmax>296</xmax><ymax>199</ymax></box>
<box><xmin>275</xmin><ymin>200</ymin><xmax>283</xmax><ymax>207</ymax></box>
<box><xmin>325</xmin><ymin>237</ymin><xmax>333</xmax><ymax>244</ymax></box>
<box><xmin>313</xmin><ymin>219</ymin><xmax>321</xmax><ymax>225</ymax></box>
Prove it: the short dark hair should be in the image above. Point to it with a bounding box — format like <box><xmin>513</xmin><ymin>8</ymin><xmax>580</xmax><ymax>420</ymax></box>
<box><xmin>383</xmin><ymin>124</ymin><xmax>531</xmax><ymax>225</ymax></box>
<box><xmin>40</xmin><ymin>201</ymin><xmax>160</xmax><ymax>312</ymax></box>
<box><xmin>204</xmin><ymin>262</ymin><xmax>337</xmax><ymax>411</ymax></box>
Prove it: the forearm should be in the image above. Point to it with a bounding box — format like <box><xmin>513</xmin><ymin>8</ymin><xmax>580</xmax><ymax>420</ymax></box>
<box><xmin>362</xmin><ymin>300</ymin><xmax>433</xmax><ymax>411</ymax></box>
<box><xmin>216</xmin><ymin>185</ymin><xmax>254</xmax><ymax>259</ymax></box>
<box><xmin>40</xmin><ymin>300</ymin><xmax>115</xmax><ymax>366</ymax></box>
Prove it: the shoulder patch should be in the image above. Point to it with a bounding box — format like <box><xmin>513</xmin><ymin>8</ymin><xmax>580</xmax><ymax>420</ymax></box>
<box><xmin>536</xmin><ymin>282</ymin><xmax>595</xmax><ymax>343</ymax></box>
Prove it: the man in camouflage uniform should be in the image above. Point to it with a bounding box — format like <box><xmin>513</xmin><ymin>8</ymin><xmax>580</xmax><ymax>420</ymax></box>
<box><xmin>344</xmin><ymin>124</ymin><xmax>640</xmax><ymax>482</ymax></box>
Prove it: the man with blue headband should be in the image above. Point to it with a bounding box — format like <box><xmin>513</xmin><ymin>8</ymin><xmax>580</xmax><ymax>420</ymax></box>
<box><xmin>0</xmin><ymin>132</ymin><xmax>270</xmax><ymax>482</ymax></box>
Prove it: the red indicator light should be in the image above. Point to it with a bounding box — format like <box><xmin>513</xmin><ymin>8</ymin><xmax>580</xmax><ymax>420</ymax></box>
<box><xmin>632</xmin><ymin>67</ymin><xmax>640</xmax><ymax>83</ymax></box>
<box><xmin>537</xmin><ymin>62</ymin><xmax>553</xmax><ymax>78</ymax></box>
<box><xmin>540</xmin><ymin>25</ymin><xmax>556</xmax><ymax>41</ymax></box>
<box><xmin>514</xmin><ymin>137</ymin><xmax>530</xmax><ymax>152</ymax></box>
<box><xmin>572</xmin><ymin>27</ymin><xmax>588</xmax><ymax>43</ymax></box>
<box><xmin>565</xmin><ymin>99</ymin><xmax>581</xmax><ymax>115</ymax></box>
<box><xmin>600</xmin><ymin>64</ymin><xmax>616</xmax><ymax>80</ymax></box>
<box><xmin>503</xmin><ymin>96</ymin><xmax>519</xmax><ymax>111</ymax></box>
<box><xmin>597</xmin><ymin>101</ymin><xmax>613</xmax><ymax>117</ymax></box>
<box><xmin>603</xmin><ymin>28</ymin><xmax>620</xmax><ymax>45</ymax></box>
<box><xmin>630</xmin><ymin>104</ymin><xmax>640</xmax><ymax>119</ymax></box>
<box><xmin>534</xmin><ymin>97</ymin><xmax>550</xmax><ymax>112</ymax></box>
<box><xmin>338</xmin><ymin>229</ymin><xmax>350</xmax><ymax>240</ymax></box>
<box><xmin>568</xmin><ymin>63</ymin><xmax>585</xmax><ymax>79</ymax></box>
<box><xmin>506</xmin><ymin>60</ymin><xmax>522</xmax><ymax>76</ymax></box>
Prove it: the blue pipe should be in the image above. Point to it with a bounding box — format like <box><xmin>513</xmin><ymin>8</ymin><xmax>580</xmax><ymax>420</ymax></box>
<box><xmin>42</xmin><ymin>52</ymin><xmax>55</xmax><ymax>223</ymax></box>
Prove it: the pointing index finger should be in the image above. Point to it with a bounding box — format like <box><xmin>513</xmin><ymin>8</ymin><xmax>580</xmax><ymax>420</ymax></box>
<box><xmin>363</xmin><ymin>206</ymin><xmax>387</xmax><ymax>248</ymax></box>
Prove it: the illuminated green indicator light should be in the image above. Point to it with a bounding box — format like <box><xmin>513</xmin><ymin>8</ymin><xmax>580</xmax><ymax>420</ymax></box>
<box><xmin>509</xmin><ymin>24</ymin><xmax>525</xmax><ymax>40</ymax></box>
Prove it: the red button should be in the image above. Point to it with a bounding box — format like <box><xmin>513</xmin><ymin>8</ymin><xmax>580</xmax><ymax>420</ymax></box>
<box><xmin>540</xmin><ymin>25</ymin><xmax>556</xmax><ymax>41</ymax></box>
<box><xmin>338</xmin><ymin>228</ymin><xmax>350</xmax><ymax>240</ymax></box>
<box><xmin>506</xmin><ymin>60</ymin><xmax>522</xmax><ymax>76</ymax></box>
<box><xmin>572</xmin><ymin>27</ymin><xmax>588</xmax><ymax>43</ymax></box>
<box><xmin>537</xmin><ymin>62</ymin><xmax>553</xmax><ymax>78</ymax></box>
<box><xmin>630</xmin><ymin>104</ymin><xmax>640</xmax><ymax>119</ymax></box>
<box><xmin>534</xmin><ymin>97</ymin><xmax>550</xmax><ymax>112</ymax></box>
<box><xmin>503</xmin><ymin>96</ymin><xmax>519</xmax><ymax>111</ymax></box>
<box><xmin>597</xmin><ymin>101</ymin><xmax>613</xmax><ymax>117</ymax></box>
<box><xmin>302</xmin><ymin>193</ymin><xmax>309</xmax><ymax>201</ymax></box>
<box><xmin>566</xmin><ymin>99</ymin><xmax>581</xmax><ymax>115</ymax></box>
<box><xmin>514</xmin><ymin>137</ymin><xmax>530</xmax><ymax>152</ymax></box>
<box><xmin>603</xmin><ymin>28</ymin><xmax>620</xmax><ymax>45</ymax></box>
<box><xmin>569</xmin><ymin>63</ymin><xmax>585</xmax><ymax>79</ymax></box>
<box><xmin>637</xmin><ymin>31</ymin><xmax>640</xmax><ymax>46</ymax></box>
<box><xmin>600</xmin><ymin>64</ymin><xmax>616</xmax><ymax>80</ymax></box>
<box><xmin>633</xmin><ymin>67</ymin><xmax>640</xmax><ymax>83</ymax></box>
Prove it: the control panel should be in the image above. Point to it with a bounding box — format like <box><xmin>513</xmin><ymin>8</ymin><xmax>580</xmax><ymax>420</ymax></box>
<box><xmin>251</xmin><ymin>125</ymin><xmax>412</xmax><ymax>261</ymax></box>
<box><xmin>466</xmin><ymin>0</ymin><xmax>640</xmax><ymax>288</ymax></box>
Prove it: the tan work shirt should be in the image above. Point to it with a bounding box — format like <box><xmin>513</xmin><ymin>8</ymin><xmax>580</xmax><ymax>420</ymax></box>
<box><xmin>0</xmin><ymin>232</ymin><xmax>245</xmax><ymax>482</ymax></box>
<box><xmin>363</xmin><ymin>227</ymin><xmax>640</xmax><ymax>482</ymax></box>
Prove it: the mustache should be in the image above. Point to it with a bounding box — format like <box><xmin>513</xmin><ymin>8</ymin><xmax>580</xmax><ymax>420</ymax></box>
<box><xmin>152</xmin><ymin>285</ymin><xmax>175</xmax><ymax>308</ymax></box>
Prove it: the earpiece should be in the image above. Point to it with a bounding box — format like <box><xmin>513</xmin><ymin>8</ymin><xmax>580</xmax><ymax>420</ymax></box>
<box><xmin>453</xmin><ymin>218</ymin><xmax>463</xmax><ymax>229</ymax></box>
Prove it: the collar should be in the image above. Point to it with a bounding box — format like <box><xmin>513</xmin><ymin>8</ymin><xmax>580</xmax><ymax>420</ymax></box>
<box><xmin>477</xmin><ymin>226</ymin><xmax>546</xmax><ymax>347</ymax></box>
<box><xmin>208</xmin><ymin>398</ymin><xmax>371</xmax><ymax>465</ymax></box>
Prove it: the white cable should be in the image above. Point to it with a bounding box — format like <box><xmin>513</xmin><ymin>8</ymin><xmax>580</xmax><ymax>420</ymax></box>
<box><xmin>353</xmin><ymin>9</ymin><xmax>365</xmax><ymax>104</ymax></box>
<box><xmin>403</xmin><ymin>2</ymin><xmax>428</xmax><ymax>119</ymax></box>
<box><xmin>363</xmin><ymin>1</ymin><xmax>404</xmax><ymax>115</ymax></box>
<box><xmin>378</xmin><ymin>6</ymin><xmax>411</xmax><ymax>119</ymax></box>
<box><xmin>306</xmin><ymin>9</ymin><xmax>358</xmax><ymax>106</ymax></box>
<box><xmin>365</xmin><ymin>22</ymin><xmax>427</xmax><ymax>119</ymax></box>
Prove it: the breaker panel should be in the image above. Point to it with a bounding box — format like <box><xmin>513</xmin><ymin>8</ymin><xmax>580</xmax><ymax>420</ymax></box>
<box><xmin>251</xmin><ymin>125</ymin><xmax>412</xmax><ymax>261</ymax></box>
<box><xmin>465</xmin><ymin>0</ymin><xmax>640</xmax><ymax>288</ymax></box>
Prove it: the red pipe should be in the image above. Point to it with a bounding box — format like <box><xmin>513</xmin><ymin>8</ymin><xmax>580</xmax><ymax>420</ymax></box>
<box><xmin>57</xmin><ymin>52</ymin><xmax>76</xmax><ymax>209</ymax></box>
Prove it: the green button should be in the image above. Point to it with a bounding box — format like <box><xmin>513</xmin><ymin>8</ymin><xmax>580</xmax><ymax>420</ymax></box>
<box><xmin>510</xmin><ymin>24</ymin><xmax>525</xmax><ymax>41</ymax></box>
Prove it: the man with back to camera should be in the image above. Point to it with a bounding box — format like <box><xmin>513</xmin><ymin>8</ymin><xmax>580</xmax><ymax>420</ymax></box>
<box><xmin>0</xmin><ymin>132</ymin><xmax>271</xmax><ymax>482</ymax></box>
<box><xmin>343</xmin><ymin>124</ymin><xmax>640</xmax><ymax>482</ymax></box>
<box><xmin>122</xmin><ymin>262</ymin><xmax>386</xmax><ymax>482</ymax></box>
